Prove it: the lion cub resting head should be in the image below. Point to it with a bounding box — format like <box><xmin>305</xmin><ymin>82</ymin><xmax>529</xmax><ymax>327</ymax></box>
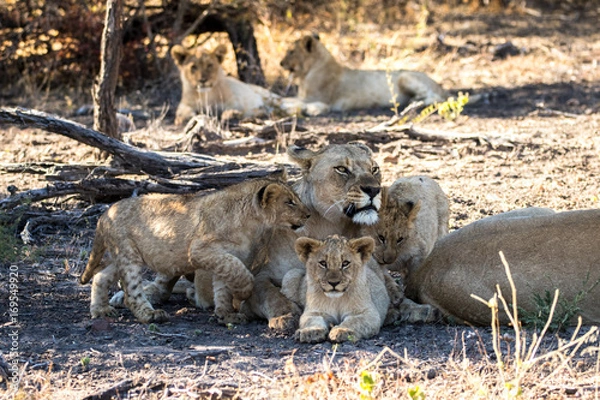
<box><xmin>361</xmin><ymin>176</ymin><xmax>449</xmax><ymax>277</ymax></box>
<box><xmin>282</xmin><ymin>235</ymin><xmax>389</xmax><ymax>343</ymax></box>
<box><xmin>280</xmin><ymin>34</ymin><xmax>447</xmax><ymax>114</ymax></box>
<box><xmin>79</xmin><ymin>172</ymin><xmax>310</xmax><ymax>325</ymax></box>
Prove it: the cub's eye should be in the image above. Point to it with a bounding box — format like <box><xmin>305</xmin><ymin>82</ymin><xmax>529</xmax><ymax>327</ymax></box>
<box><xmin>372</xmin><ymin>166</ymin><xmax>380</xmax><ymax>175</ymax></box>
<box><xmin>378</xmin><ymin>235</ymin><xmax>386</xmax><ymax>244</ymax></box>
<box><xmin>341</xmin><ymin>260</ymin><xmax>350</xmax><ymax>269</ymax></box>
<box><xmin>190</xmin><ymin>65</ymin><xmax>197</xmax><ymax>73</ymax></box>
<box><xmin>318</xmin><ymin>260</ymin><xmax>327</xmax><ymax>269</ymax></box>
<box><xmin>286</xmin><ymin>199</ymin><xmax>296</xmax><ymax>207</ymax></box>
<box><xmin>397</xmin><ymin>237</ymin><xmax>405</xmax><ymax>245</ymax></box>
<box><xmin>334</xmin><ymin>166</ymin><xmax>349</xmax><ymax>175</ymax></box>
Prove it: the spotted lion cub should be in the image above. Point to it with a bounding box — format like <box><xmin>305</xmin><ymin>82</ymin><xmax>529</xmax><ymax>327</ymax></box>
<box><xmin>282</xmin><ymin>235</ymin><xmax>389</xmax><ymax>343</ymax></box>
<box><xmin>79</xmin><ymin>173</ymin><xmax>310</xmax><ymax>325</ymax></box>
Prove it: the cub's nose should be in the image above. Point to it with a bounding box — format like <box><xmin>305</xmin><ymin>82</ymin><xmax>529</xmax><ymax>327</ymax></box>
<box><xmin>361</xmin><ymin>186</ymin><xmax>380</xmax><ymax>199</ymax></box>
<box><xmin>328</xmin><ymin>279</ymin><xmax>341</xmax><ymax>289</ymax></box>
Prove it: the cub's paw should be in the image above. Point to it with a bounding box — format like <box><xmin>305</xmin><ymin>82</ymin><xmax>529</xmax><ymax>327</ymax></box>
<box><xmin>400</xmin><ymin>299</ymin><xmax>441</xmax><ymax>324</ymax></box>
<box><xmin>91</xmin><ymin>305</ymin><xmax>118</xmax><ymax>319</ymax></box>
<box><xmin>268</xmin><ymin>313</ymin><xmax>299</xmax><ymax>333</ymax></box>
<box><xmin>217</xmin><ymin>312</ymin><xmax>249</xmax><ymax>326</ymax></box>
<box><xmin>329</xmin><ymin>327</ymin><xmax>358</xmax><ymax>343</ymax></box>
<box><xmin>136</xmin><ymin>308</ymin><xmax>169</xmax><ymax>324</ymax></box>
<box><xmin>295</xmin><ymin>327</ymin><xmax>328</xmax><ymax>343</ymax></box>
<box><xmin>384</xmin><ymin>307</ymin><xmax>402</xmax><ymax>326</ymax></box>
<box><xmin>109</xmin><ymin>291</ymin><xmax>126</xmax><ymax>308</ymax></box>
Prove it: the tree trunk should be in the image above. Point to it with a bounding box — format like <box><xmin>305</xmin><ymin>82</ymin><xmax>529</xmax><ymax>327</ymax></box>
<box><xmin>93</xmin><ymin>0</ymin><xmax>123</xmax><ymax>160</ymax></box>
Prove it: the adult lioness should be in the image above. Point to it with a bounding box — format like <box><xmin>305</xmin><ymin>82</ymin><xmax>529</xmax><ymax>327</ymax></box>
<box><xmin>280</xmin><ymin>34</ymin><xmax>446</xmax><ymax>113</ymax></box>
<box><xmin>241</xmin><ymin>142</ymin><xmax>406</xmax><ymax>331</ymax></box>
<box><xmin>171</xmin><ymin>44</ymin><xmax>328</xmax><ymax>125</ymax></box>
<box><xmin>283</xmin><ymin>235</ymin><xmax>389</xmax><ymax>343</ymax></box>
<box><xmin>406</xmin><ymin>208</ymin><xmax>600</xmax><ymax>326</ymax></box>
<box><xmin>79</xmin><ymin>174</ymin><xmax>310</xmax><ymax>324</ymax></box>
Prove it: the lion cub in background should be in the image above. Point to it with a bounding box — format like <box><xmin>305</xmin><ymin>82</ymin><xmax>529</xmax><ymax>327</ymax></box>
<box><xmin>79</xmin><ymin>173</ymin><xmax>310</xmax><ymax>325</ymax></box>
<box><xmin>282</xmin><ymin>235</ymin><xmax>389</xmax><ymax>343</ymax></box>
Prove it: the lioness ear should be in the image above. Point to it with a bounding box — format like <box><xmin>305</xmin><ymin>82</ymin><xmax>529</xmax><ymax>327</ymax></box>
<box><xmin>269</xmin><ymin>166</ymin><xmax>288</xmax><ymax>182</ymax></box>
<box><xmin>288</xmin><ymin>145</ymin><xmax>316</xmax><ymax>171</ymax></box>
<box><xmin>311</xmin><ymin>32</ymin><xmax>320</xmax><ymax>41</ymax></box>
<box><xmin>349</xmin><ymin>237</ymin><xmax>375</xmax><ymax>264</ymax></box>
<box><xmin>348</xmin><ymin>141</ymin><xmax>373</xmax><ymax>156</ymax></box>
<box><xmin>257</xmin><ymin>183</ymin><xmax>283</xmax><ymax>209</ymax></box>
<box><xmin>213</xmin><ymin>44</ymin><xmax>227</xmax><ymax>64</ymax></box>
<box><xmin>171</xmin><ymin>44</ymin><xmax>188</xmax><ymax>66</ymax></box>
<box><xmin>295</xmin><ymin>237</ymin><xmax>321</xmax><ymax>263</ymax></box>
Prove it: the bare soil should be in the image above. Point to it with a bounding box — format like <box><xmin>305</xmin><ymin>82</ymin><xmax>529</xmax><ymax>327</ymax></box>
<box><xmin>1</xmin><ymin>8</ymin><xmax>600</xmax><ymax>399</ymax></box>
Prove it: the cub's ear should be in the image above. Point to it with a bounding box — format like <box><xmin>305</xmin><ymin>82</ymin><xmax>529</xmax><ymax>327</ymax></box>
<box><xmin>257</xmin><ymin>183</ymin><xmax>283</xmax><ymax>208</ymax></box>
<box><xmin>399</xmin><ymin>199</ymin><xmax>421</xmax><ymax>225</ymax></box>
<box><xmin>213</xmin><ymin>44</ymin><xmax>228</xmax><ymax>64</ymax></box>
<box><xmin>311</xmin><ymin>32</ymin><xmax>320</xmax><ymax>41</ymax></box>
<box><xmin>287</xmin><ymin>145</ymin><xmax>317</xmax><ymax>171</ymax></box>
<box><xmin>295</xmin><ymin>237</ymin><xmax>322</xmax><ymax>263</ymax></box>
<box><xmin>171</xmin><ymin>44</ymin><xmax>188</xmax><ymax>66</ymax></box>
<box><xmin>349</xmin><ymin>237</ymin><xmax>375</xmax><ymax>264</ymax></box>
<box><xmin>303</xmin><ymin>35</ymin><xmax>315</xmax><ymax>53</ymax></box>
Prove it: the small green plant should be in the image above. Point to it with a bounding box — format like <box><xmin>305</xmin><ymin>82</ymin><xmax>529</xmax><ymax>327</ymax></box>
<box><xmin>148</xmin><ymin>323</ymin><xmax>159</xmax><ymax>332</ymax></box>
<box><xmin>80</xmin><ymin>356</ymin><xmax>90</xmax><ymax>367</ymax></box>
<box><xmin>437</xmin><ymin>92</ymin><xmax>470</xmax><ymax>121</ymax></box>
<box><xmin>408</xmin><ymin>385</ymin><xmax>426</xmax><ymax>400</ymax></box>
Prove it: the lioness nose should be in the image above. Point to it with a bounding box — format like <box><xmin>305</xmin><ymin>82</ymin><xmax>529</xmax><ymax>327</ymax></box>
<box><xmin>361</xmin><ymin>186</ymin><xmax>380</xmax><ymax>199</ymax></box>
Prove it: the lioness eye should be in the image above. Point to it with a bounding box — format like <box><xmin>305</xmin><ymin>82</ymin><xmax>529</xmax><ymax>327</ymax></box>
<box><xmin>190</xmin><ymin>65</ymin><xmax>197</xmax><ymax>73</ymax></box>
<box><xmin>397</xmin><ymin>237</ymin><xmax>404</xmax><ymax>245</ymax></box>
<box><xmin>378</xmin><ymin>235</ymin><xmax>385</xmax><ymax>244</ymax></box>
<box><xmin>334</xmin><ymin>166</ymin><xmax>349</xmax><ymax>175</ymax></box>
<box><xmin>318</xmin><ymin>260</ymin><xmax>327</xmax><ymax>269</ymax></box>
<box><xmin>286</xmin><ymin>199</ymin><xmax>296</xmax><ymax>207</ymax></box>
<box><xmin>372</xmin><ymin>166</ymin><xmax>380</xmax><ymax>175</ymax></box>
<box><xmin>341</xmin><ymin>260</ymin><xmax>350</xmax><ymax>269</ymax></box>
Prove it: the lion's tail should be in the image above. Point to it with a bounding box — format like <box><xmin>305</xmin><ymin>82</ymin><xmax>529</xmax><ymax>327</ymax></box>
<box><xmin>79</xmin><ymin>219</ymin><xmax>108</xmax><ymax>285</ymax></box>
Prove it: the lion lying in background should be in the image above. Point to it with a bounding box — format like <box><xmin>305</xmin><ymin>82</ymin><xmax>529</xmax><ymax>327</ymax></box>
<box><xmin>282</xmin><ymin>235</ymin><xmax>389</xmax><ymax>343</ymax></box>
<box><xmin>171</xmin><ymin>44</ymin><xmax>327</xmax><ymax>125</ymax></box>
<box><xmin>406</xmin><ymin>208</ymin><xmax>600</xmax><ymax>326</ymax></box>
<box><xmin>280</xmin><ymin>34</ymin><xmax>447</xmax><ymax>114</ymax></box>
<box><xmin>79</xmin><ymin>173</ymin><xmax>310</xmax><ymax>324</ymax></box>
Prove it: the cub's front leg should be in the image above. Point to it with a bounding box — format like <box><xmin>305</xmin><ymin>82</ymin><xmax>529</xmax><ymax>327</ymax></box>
<box><xmin>295</xmin><ymin>313</ymin><xmax>330</xmax><ymax>343</ymax></box>
<box><xmin>329</xmin><ymin>310</ymin><xmax>381</xmax><ymax>343</ymax></box>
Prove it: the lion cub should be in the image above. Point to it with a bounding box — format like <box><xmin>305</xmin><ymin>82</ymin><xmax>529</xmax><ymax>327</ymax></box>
<box><xmin>282</xmin><ymin>235</ymin><xmax>389</xmax><ymax>343</ymax></box>
<box><xmin>79</xmin><ymin>174</ymin><xmax>310</xmax><ymax>324</ymax></box>
<box><xmin>361</xmin><ymin>176</ymin><xmax>449</xmax><ymax>277</ymax></box>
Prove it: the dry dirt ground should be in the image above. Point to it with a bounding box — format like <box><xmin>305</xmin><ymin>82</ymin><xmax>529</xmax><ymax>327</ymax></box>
<box><xmin>1</xmin><ymin>8</ymin><xmax>600</xmax><ymax>400</ymax></box>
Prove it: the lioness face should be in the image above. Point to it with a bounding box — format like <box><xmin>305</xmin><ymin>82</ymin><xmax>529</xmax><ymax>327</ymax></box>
<box><xmin>361</xmin><ymin>198</ymin><xmax>421</xmax><ymax>266</ymax></box>
<box><xmin>289</xmin><ymin>143</ymin><xmax>382</xmax><ymax>225</ymax></box>
<box><xmin>280</xmin><ymin>35</ymin><xmax>320</xmax><ymax>78</ymax></box>
<box><xmin>260</xmin><ymin>182</ymin><xmax>310</xmax><ymax>230</ymax></box>
<box><xmin>295</xmin><ymin>235</ymin><xmax>374</xmax><ymax>298</ymax></box>
<box><xmin>171</xmin><ymin>44</ymin><xmax>226</xmax><ymax>92</ymax></box>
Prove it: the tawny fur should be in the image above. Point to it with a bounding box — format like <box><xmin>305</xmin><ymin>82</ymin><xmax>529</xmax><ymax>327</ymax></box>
<box><xmin>282</xmin><ymin>235</ymin><xmax>389</xmax><ymax>343</ymax></box>
<box><xmin>406</xmin><ymin>208</ymin><xmax>600</xmax><ymax>326</ymax></box>
<box><xmin>280</xmin><ymin>34</ymin><xmax>447</xmax><ymax>114</ymax></box>
<box><xmin>171</xmin><ymin>44</ymin><xmax>328</xmax><ymax>125</ymax></box>
<box><xmin>79</xmin><ymin>175</ymin><xmax>309</xmax><ymax>324</ymax></box>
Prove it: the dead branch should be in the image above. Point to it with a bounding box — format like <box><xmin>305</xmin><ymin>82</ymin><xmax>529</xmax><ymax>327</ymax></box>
<box><xmin>0</xmin><ymin>108</ymin><xmax>279</xmax><ymax>176</ymax></box>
